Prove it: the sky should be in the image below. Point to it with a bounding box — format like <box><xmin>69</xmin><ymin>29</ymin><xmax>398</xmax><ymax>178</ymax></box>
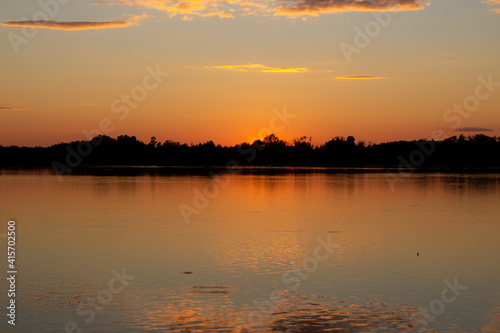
<box><xmin>0</xmin><ymin>0</ymin><xmax>499</xmax><ymax>147</ymax></box>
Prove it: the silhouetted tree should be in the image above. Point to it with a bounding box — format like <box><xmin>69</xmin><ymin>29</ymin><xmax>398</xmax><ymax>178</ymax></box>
<box><xmin>149</xmin><ymin>136</ymin><xmax>158</xmax><ymax>147</ymax></box>
<box><xmin>2</xmin><ymin>134</ymin><xmax>500</xmax><ymax>169</ymax></box>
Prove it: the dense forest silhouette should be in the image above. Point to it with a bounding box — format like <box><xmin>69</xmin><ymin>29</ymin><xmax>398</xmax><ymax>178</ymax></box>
<box><xmin>1</xmin><ymin>134</ymin><xmax>500</xmax><ymax>170</ymax></box>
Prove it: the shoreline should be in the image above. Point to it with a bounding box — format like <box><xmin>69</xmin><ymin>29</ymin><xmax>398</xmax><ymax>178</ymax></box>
<box><xmin>2</xmin><ymin>165</ymin><xmax>500</xmax><ymax>176</ymax></box>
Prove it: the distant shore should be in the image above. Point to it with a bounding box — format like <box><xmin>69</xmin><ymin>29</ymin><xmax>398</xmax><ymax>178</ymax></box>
<box><xmin>2</xmin><ymin>134</ymin><xmax>500</xmax><ymax>174</ymax></box>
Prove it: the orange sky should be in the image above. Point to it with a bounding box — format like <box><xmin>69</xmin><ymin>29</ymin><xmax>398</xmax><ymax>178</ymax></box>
<box><xmin>1</xmin><ymin>0</ymin><xmax>500</xmax><ymax>147</ymax></box>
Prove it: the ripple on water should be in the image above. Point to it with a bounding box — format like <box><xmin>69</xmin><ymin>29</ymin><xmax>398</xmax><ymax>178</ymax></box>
<box><xmin>128</xmin><ymin>293</ymin><xmax>425</xmax><ymax>332</ymax></box>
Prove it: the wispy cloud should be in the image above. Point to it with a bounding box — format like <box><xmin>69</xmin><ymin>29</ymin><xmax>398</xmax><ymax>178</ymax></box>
<box><xmin>205</xmin><ymin>63</ymin><xmax>308</xmax><ymax>73</ymax></box>
<box><xmin>71</xmin><ymin>103</ymin><xmax>99</xmax><ymax>106</ymax></box>
<box><xmin>99</xmin><ymin>0</ymin><xmax>429</xmax><ymax>19</ymax></box>
<box><xmin>200</xmin><ymin>11</ymin><xmax>235</xmax><ymax>18</ymax></box>
<box><xmin>274</xmin><ymin>0</ymin><xmax>429</xmax><ymax>17</ymax></box>
<box><xmin>91</xmin><ymin>0</ymin><xmax>130</xmax><ymax>4</ymax></box>
<box><xmin>335</xmin><ymin>76</ymin><xmax>384</xmax><ymax>79</ymax></box>
<box><xmin>1</xmin><ymin>20</ymin><xmax>133</xmax><ymax>30</ymax></box>
<box><xmin>97</xmin><ymin>0</ymin><xmax>228</xmax><ymax>19</ymax></box>
<box><xmin>483</xmin><ymin>0</ymin><xmax>500</xmax><ymax>12</ymax></box>
<box><xmin>454</xmin><ymin>127</ymin><xmax>494</xmax><ymax>132</ymax></box>
<box><xmin>0</xmin><ymin>106</ymin><xmax>31</xmax><ymax>110</ymax></box>
<box><xmin>0</xmin><ymin>21</ymin><xmax>134</xmax><ymax>30</ymax></box>
<box><xmin>0</xmin><ymin>14</ymin><xmax>147</xmax><ymax>31</ymax></box>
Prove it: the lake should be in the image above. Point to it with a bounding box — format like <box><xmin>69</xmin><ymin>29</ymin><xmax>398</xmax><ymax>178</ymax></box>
<box><xmin>0</xmin><ymin>169</ymin><xmax>499</xmax><ymax>332</ymax></box>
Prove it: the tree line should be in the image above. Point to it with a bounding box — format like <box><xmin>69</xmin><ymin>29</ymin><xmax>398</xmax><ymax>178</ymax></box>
<box><xmin>1</xmin><ymin>134</ymin><xmax>500</xmax><ymax>169</ymax></box>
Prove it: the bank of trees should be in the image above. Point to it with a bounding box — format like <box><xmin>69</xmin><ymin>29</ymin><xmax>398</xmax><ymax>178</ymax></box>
<box><xmin>1</xmin><ymin>134</ymin><xmax>500</xmax><ymax>169</ymax></box>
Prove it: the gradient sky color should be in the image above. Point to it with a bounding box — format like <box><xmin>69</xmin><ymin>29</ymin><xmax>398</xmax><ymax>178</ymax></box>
<box><xmin>1</xmin><ymin>0</ymin><xmax>499</xmax><ymax>147</ymax></box>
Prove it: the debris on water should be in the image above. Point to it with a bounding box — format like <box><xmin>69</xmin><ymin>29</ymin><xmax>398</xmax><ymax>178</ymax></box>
<box><xmin>184</xmin><ymin>285</ymin><xmax>234</xmax><ymax>294</ymax></box>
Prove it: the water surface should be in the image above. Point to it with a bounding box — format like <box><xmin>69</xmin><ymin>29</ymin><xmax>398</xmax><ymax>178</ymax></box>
<box><xmin>0</xmin><ymin>169</ymin><xmax>499</xmax><ymax>332</ymax></box>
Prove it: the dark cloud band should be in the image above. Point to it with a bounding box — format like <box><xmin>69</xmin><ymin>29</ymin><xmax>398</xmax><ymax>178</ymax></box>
<box><xmin>1</xmin><ymin>20</ymin><xmax>134</xmax><ymax>30</ymax></box>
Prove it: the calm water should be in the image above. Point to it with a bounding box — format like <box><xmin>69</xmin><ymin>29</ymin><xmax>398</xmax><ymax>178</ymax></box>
<box><xmin>0</xmin><ymin>169</ymin><xmax>499</xmax><ymax>332</ymax></box>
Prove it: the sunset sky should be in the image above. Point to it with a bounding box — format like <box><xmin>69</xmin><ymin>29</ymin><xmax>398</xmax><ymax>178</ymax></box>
<box><xmin>1</xmin><ymin>0</ymin><xmax>499</xmax><ymax>147</ymax></box>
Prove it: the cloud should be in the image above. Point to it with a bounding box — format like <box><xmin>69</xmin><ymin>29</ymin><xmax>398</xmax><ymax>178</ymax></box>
<box><xmin>201</xmin><ymin>11</ymin><xmax>235</xmax><ymax>18</ymax></box>
<box><xmin>483</xmin><ymin>0</ymin><xmax>500</xmax><ymax>12</ymax></box>
<box><xmin>205</xmin><ymin>63</ymin><xmax>308</xmax><ymax>73</ymax></box>
<box><xmin>101</xmin><ymin>0</ymin><xmax>226</xmax><ymax>18</ymax></box>
<box><xmin>335</xmin><ymin>76</ymin><xmax>384</xmax><ymax>79</ymax></box>
<box><xmin>0</xmin><ymin>14</ymin><xmax>147</xmax><ymax>31</ymax></box>
<box><xmin>99</xmin><ymin>0</ymin><xmax>429</xmax><ymax>19</ymax></box>
<box><xmin>454</xmin><ymin>127</ymin><xmax>494</xmax><ymax>132</ymax></box>
<box><xmin>0</xmin><ymin>106</ymin><xmax>31</xmax><ymax>110</ymax></box>
<box><xmin>71</xmin><ymin>103</ymin><xmax>99</xmax><ymax>106</ymax></box>
<box><xmin>91</xmin><ymin>0</ymin><xmax>131</xmax><ymax>4</ymax></box>
<box><xmin>274</xmin><ymin>0</ymin><xmax>429</xmax><ymax>17</ymax></box>
<box><xmin>0</xmin><ymin>20</ymin><xmax>135</xmax><ymax>30</ymax></box>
